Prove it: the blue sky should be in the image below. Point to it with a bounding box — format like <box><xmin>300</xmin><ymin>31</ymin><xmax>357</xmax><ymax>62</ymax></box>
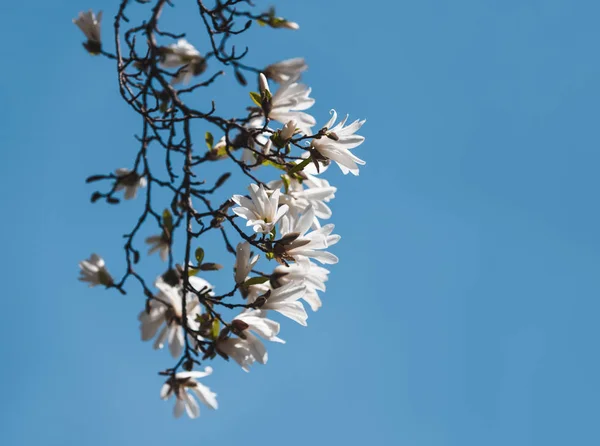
<box><xmin>1</xmin><ymin>0</ymin><xmax>600</xmax><ymax>445</ymax></box>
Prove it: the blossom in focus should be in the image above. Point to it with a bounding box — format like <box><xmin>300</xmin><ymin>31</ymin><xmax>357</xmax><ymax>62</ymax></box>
<box><xmin>138</xmin><ymin>276</ymin><xmax>212</xmax><ymax>358</ymax></box>
<box><xmin>277</xmin><ymin>206</ymin><xmax>340</xmax><ymax>265</ymax></box>
<box><xmin>269</xmin><ymin>172</ymin><xmax>336</xmax><ymax>224</ymax></box>
<box><xmin>234</xmin><ymin>242</ymin><xmax>259</xmax><ymax>285</ymax></box>
<box><xmin>78</xmin><ymin>254</ymin><xmax>113</xmax><ymax>287</ymax></box>
<box><xmin>273</xmin><ymin>260</ymin><xmax>330</xmax><ymax>312</ymax></box>
<box><xmin>264</xmin><ymin>78</ymin><xmax>316</xmax><ymax>135</ymax></box>
<box><xmin>232</xmin><ymin>184</ymin><xmax>289</xmax><ymax>234</ymax></box>
<box><xmin>160</xmin><ymin>367</ymin><xmax>218</xmax><ymax>418</ymax></box>
<box><xmin>265</xmin><ymin>58</ymin><xmax>307</xmax><ymax>84</ymax></box>
<box><xmin>114</xmin><ymin>168</ymin><xmax>146</xmax><ymax>200</ymax></box>
<box><xmin>73</xmin><ymin>10</ymin><xmax>102</xmax><ymax>53</ymax></box>
<box><xmin>311</xmin><ymin>110</ymin><xmax>366</xmax><ymax>175</ymax></box>
<box><xmin>247</xmin><ymin>282</ymin><xmax>308</xmax><ymax>326</ymax></box>
<box><xmin>160</xmin><ymin>39</ymin><xmax>207</xmax><ymax>85</ymax></box>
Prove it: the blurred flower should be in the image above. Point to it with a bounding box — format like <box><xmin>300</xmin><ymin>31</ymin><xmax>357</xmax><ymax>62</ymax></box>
<box><xmin>145</xmin><ymin>232</ymin><xmax>170</xmax><ymax>261</ymax></box>
<box><xmin>160</xmin><ymin>39</ymin><xmax>207</xmax><ymax>85</ymax></box>
<box><xmin>265</xmin><ymin>58</ymin><xmax>307</xmax><ymax>84</ymax></box>
<box><xmin>78</xmin><ymin>253</ymin><xmax>113</xmax><ymax>287</ymax></box>
<box><xmin>139</xmin><ymin>276</ymin><xmax>213</xmax><ymax>358</ymax></box>
<box><xmin>160</xmin><ymin>367</ymin><xmax>218</xmax><ymax>418</ymax></box>
<box><xmin>73</xmin><ymin>10</ymin><xmax>102</xmax><ymax>54</ymax></box>
<box><xmin>114</xmin><ymin>168</ymin><xmax>146</xmax><ymax>200</ymax></box>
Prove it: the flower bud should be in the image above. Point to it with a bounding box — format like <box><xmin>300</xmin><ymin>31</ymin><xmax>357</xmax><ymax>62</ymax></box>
<box><xmin>282</xmin><ymin>21</ymin><xmax>300</xmax><ymax>30</ymax></box>
<box><xmin>280</xmin><ymin>120</ymin><xmax>297</xmax><ymax>141</ymax></box>
<box><xmin>262</xmin><ymin>139</ymin><xmax>272</xmax><ymax>156</ymax></box>
<box><xmin>258</xmin><ymin>73</ymin><xmax>270</xmax><ymax>96</ymax></box>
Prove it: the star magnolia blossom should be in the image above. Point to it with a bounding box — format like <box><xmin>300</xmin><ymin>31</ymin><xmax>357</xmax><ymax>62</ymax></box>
<box><xmin>218</xmin><ymin>310</ymin><xmax>284</xmax><ymax>371</ymax></box>
<box><xmin>265</xmin><ymin>77</ymin><xmax>316</xmax><ymax>135</ymax></box>
<box><xmin>269</xmin><ymin>172</ymin><xmax>337</xmax><ymax>223</ymax></box>
<box><xmin>232</xmin><ymin>184</ymin><xmax>289</xmax><ymax>234</ymax></box>
<box><xmin>216</xmin><ymin>337</ymin><xmax>258</xmax><ymax>372</ymax></box>
<box><xmin>273</xmin><ymin>260</ymin><xmax>330</xmax><ymax>312</ymax></box>
<box><xmin>114</xmin><ymin>168</ymin><xmax>146</xmax><ymax>200</ymax></box>
<box><xmin>78</xmin><ymin>253</ymin><xmax>113</xmax><ymax>287</ymax></box>
<box><xmin>234</xmin><ymin>241</ymin><xmax>259</xmax><ymax>285</ymax></box>
<box><xmin>247</xmin><ymin>282</ymin><xmax>308</xmax><ymax>326</ymax></box>
<box><xmin>160</xmin><ymin>368</ymin><xmax>218</xmax><ymax>418</ymax></box>
<box><xmin>76</xmin><ymin>6</ymin><xmax>369</xmax><ymax>420</ymax></box>
<box><xmin>278</xmin><ymin>206</ymin><xmax>340</xmax><ymax>265</ymax></box>
<box><xmin>138</xmin><ymin>276</ymin><xmax>213</xmax><ymax>358</ymax></box>
<box><xmin>73</xmin><ymin>10</ymin><xmax>102</xmax><ymax>50</ymax></box>
<box><xmin>265</xmin><ymin>58</ymin><xmax>307</xmax><ymax>84</ymax></box>
<box><xmin>311</xmin><ymin>110</ymin><xmax>366</xmax><ymax>176</ymax></box>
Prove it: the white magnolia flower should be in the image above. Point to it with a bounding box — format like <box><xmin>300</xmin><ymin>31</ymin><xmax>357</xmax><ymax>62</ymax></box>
<box><xmin>160</xmin><ymin>39</ymin><xmax>206</xmax><ymax>85</ymax></box>
<box><xmin>216</xmin><ymin>337</ymin><xmax>258</xmax><ymax>372</ymax></box>
<box><xmin>73</xmin><ymin>10</ymin><xmax>102</xmax><ymax>51</ymax></box>
<box><xmin>269</xmin><ymin>172</ymin><xmax>336</xmax><ymax>223</ymax></box>
<box><xmin>232</xmin><ymin>184</ymin><xmax>289</xmax><ymax>234</ymax></box>
<box><xmin>247</xmin><ymin>282</ymin><xmax>308</xmax><ymax>326</ymax></box>
<box><xmin>221</xmin><ymin>310</ymin><xmax>284</xmax><ymax>369</ymax></box>
<box><xmin>311</xmin><ymin>110</ymin><xmax>366</xmax><ymax>176</ymax></box>
<box><xmin>278</xmin><ymin>206</ymin><xmax>340</xmax><ymax>264</ymax></box>
<box><xmin>139</xmin><ymin>276</ymin><xmax>213</xmax><ymax>358</ymax></box>
<box><xmin>274</xmin><ymin>260</ymin><xmax>330</xmax><ymax>311</ymax></box>
<box><xmin>265</xmin><ymin>58</ymin><xmax>307</xmax><ymax>84</ymax></box>
<box><xmin>160</xmin><ymin>368</ymin><xmax>218</xmax><ymax>418</ymax></box>
<box><xmin>268</xmin><ymin>80</ymin><xmax>316</xmax><ymax>135</ymax></box>
<box><xmin>145</xmin><ymin>232</ymin><xmax>170</xmax><ymax>261</ymax></box>
<box><xmin>78</xmin><ymin>254</ymin><xmax>113</xmax><ymax>287</ymax></box>
<box><xmin>114</xmin><ymin>168</ymin><xmax>146</xmax><ymax>200</ymax></box>
<box><xmin>234</xmin><ymin>242</ymin><xmax>259</xmax><ymax>285</ymax></box>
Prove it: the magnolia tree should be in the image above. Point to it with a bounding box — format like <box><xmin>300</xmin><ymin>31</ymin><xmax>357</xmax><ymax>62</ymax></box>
<box><xmin>75</xmin><ymin>0</ymin><xmax>365</xmax><ymax>419</ymax></box>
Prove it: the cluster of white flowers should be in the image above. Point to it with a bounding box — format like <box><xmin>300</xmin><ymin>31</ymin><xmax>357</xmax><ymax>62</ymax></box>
<box><xmin>216</xmin><ymin>62</ymin><xmax>365</xmax><ymax>386</ymax></box>
<box><xmin>75</xmin><ymin>8</ymin><xmax>365</xmax><ymax>420</ymax></box>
